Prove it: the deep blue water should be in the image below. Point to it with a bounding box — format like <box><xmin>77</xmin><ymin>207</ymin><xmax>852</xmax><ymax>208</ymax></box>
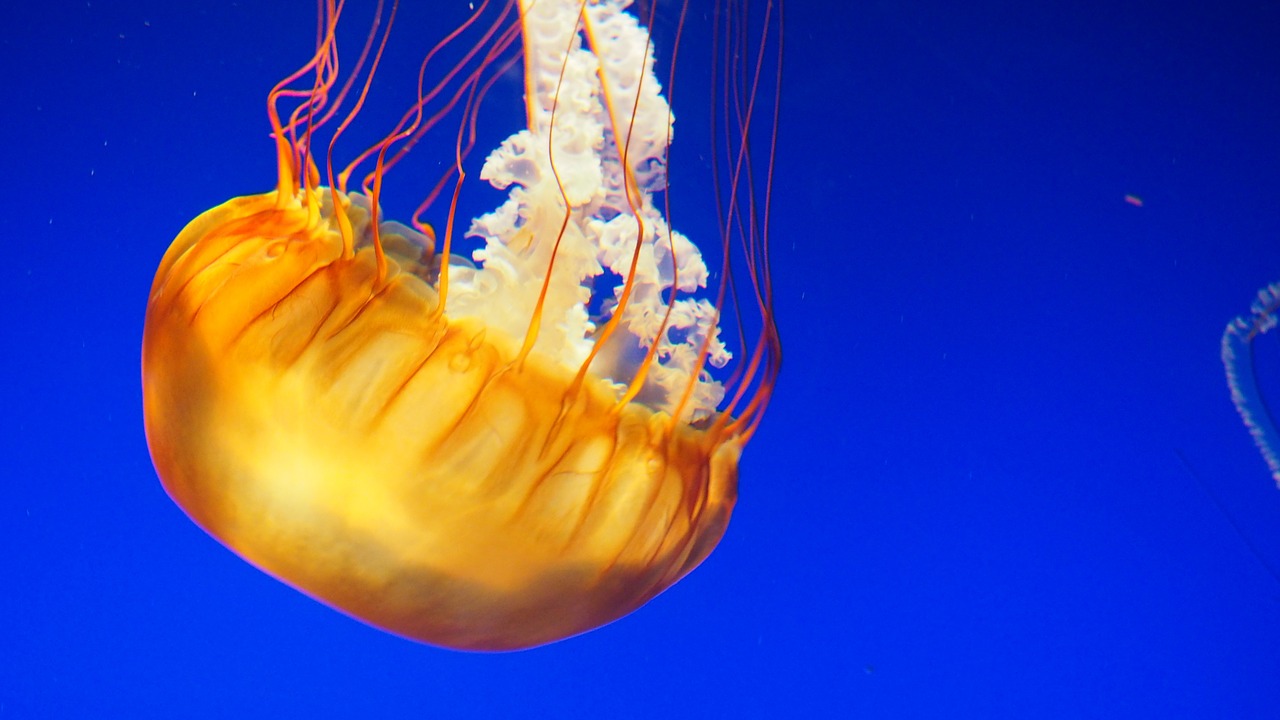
<box><xmin>4</xmin><ymin>0</ymin><xmax>1279</xmax><ymax>716</ymax></box>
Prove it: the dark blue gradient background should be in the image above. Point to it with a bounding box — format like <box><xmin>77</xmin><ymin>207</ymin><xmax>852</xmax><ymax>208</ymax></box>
<box><xmin>4</xmin><ymin>1</ymin><xmax>1278</xmax><ymax>716</ymax></box>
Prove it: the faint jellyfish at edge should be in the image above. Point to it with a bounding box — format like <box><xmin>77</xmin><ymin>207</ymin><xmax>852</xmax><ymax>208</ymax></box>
<box><xmin>1222</xmin><ymin>281</ymin><xmax>1280</xmax><ymax>487</ymax></box>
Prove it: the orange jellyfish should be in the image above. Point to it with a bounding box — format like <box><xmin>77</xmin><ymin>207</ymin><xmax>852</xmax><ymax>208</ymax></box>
<box><xmin>141</xmin><ymin>0</ymin><xmax>782</xmax><ymax>651</ymax></box>
<box><xmin>1223</xmin><ymin>281</ymin><xmax>1280</xmax><ymax>487</ymax></box>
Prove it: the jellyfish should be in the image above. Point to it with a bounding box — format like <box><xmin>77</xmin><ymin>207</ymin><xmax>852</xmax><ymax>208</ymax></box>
<box><xmin>1223</xmin><ymin>281</ymin><xmax>1280</xmax><ymax>488</ymax></box>
<box><xmin>141</xmin><ymin>0</ymin><xmax>782</xmax><ymax>651</ymax></box>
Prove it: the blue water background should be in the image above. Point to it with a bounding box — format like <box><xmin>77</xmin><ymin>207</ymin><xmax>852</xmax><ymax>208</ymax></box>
<box><xmin>4</xmin><ymin>0</ymin><xmax>1279</xmax><ymax>716</ymax></box>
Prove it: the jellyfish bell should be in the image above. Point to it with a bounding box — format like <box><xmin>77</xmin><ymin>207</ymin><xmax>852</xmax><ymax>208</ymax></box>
<box><xmin>142</xmin><ymin>0</ymin><xmax>782</xmax><ymax>651</ymax></box>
